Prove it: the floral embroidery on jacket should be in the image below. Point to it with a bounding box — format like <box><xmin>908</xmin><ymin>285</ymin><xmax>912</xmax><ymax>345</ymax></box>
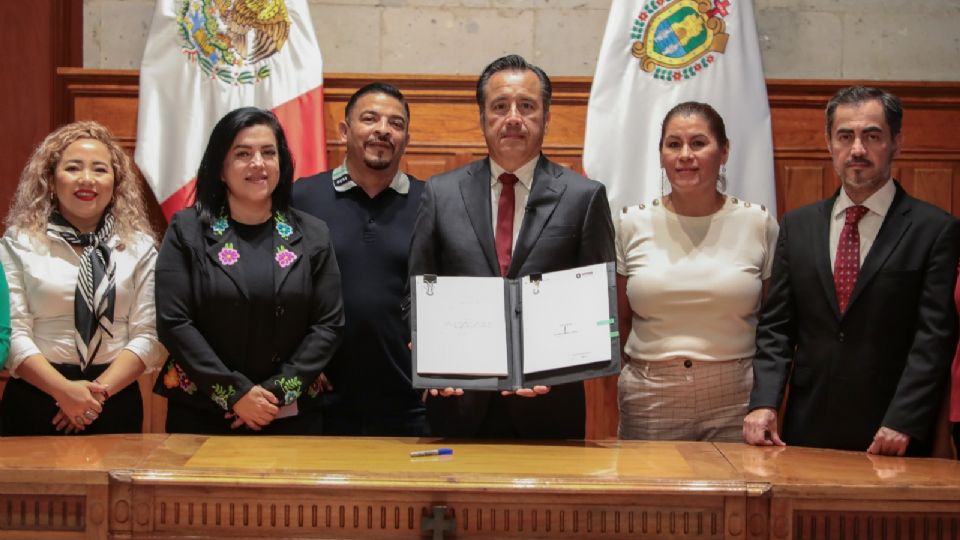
<box><xmin>211</xmin><ymin>216</ymin><xmax>228</xmax><ymax>236</ymax></box>
<box><xmin>211</xmin><ymin>212</ymin><xmax>297</xmax><ymax>268</ymax></box>
<box><xmin>162</xmin><ymin>359</ymin><xmax>197</xmax><ymax>395</ymax></box>
<box><xmin>210</xmin><ymin>384</ymin><xmax>237</xmax><ymax>410</ymax></box>
<box><xmin>275</xmin><ymin>245</ymin><xmax>297</xmax><ymax>268</ymax></box>
<box><xmin>275</xmin><ymin>212</ymin><xmax>293</xmax><ymax>239</ymax></box>
<box><xmin>218</xmin><ymin>243</ymin><xmax>240</xmax><ymax>266</ymax></box>
<box><xmin>276</xmin><ymin>377</ymin><xmax>302</xmax><ymax>405</ymax></box>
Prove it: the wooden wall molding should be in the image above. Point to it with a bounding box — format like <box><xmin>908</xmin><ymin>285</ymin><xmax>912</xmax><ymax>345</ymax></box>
<box><xmin>0</xmin><ymin>1</ymin><xmax>82</xmax><ymax>237</ymax></box>
<box><xmin>56</xmin><ymin>68</ymin><xmax>960</xmax><ymax>221</ymax></box>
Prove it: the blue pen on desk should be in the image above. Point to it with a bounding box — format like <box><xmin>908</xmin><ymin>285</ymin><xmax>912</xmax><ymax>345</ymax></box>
<box><xmin>410</xmin><ymin>448</ymin><xmax>453</xmax><ymax>458</ymax></box>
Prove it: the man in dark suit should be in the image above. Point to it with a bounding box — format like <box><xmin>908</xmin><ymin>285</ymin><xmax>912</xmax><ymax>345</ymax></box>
<box><xmin>408</xmin><ymin>54</ymin><xmax>615</xmax><ymax>439</ymax></box>
<box><xmin>293</xmin><ymin>83</ymin><xmax>427</xmax><ymax>436</ymax></box>
<box><xmin>743</xmin><ymin>86</ymin><xmax>959</xmax><ymax>456</ymax></box>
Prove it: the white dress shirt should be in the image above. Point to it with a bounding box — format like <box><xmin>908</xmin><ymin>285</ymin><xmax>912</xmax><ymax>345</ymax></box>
<box><xmin>0</xmin><ymin>228</ymin><xmax>167</xmax><ymax>376</ymax></box>
<box><xmin>490</xmin><ymin>156</ymin><xmax>538</xmax><ymax>252</ymax></box>
<box><xmin>829</xmin><ymin>179</ymin><xmax>896</xmax><ymax>269</ymax></box>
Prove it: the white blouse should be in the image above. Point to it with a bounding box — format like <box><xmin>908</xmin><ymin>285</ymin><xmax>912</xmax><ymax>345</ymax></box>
<box><xmin>0</xmin><ymin>228</ymin><xmax>166</xmax><ymax>376</ymax></box>
<box><xmin>617</xmin><ymin>197</ymin><xmax>779</xmax><ymax>361</ymax></box>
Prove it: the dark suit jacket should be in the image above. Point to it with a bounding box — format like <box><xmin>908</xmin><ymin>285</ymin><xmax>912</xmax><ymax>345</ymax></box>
<box><xmin>750</xmin><ymin>182</ymin><xmax>959</xmax><ymax>453</ymax></box>
<box><xmin>408</xmin><ymin>155</ymin><xmax>616</xmax><ymax>439</ymax></box>
<box><xmin>154</xmin><ymin>208</ymin><xmax>344</xmax><ymax>423</ymax></box>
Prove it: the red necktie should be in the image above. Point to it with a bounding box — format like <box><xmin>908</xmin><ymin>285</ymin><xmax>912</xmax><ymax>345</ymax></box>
<box><xmin>495</xmin><ymin>173</ymin><xmax>519</xmax><ymax>276</ymax></box>
<box><xmin>834</xmin><ymin>205</ymin><xmax>869</xmax><ymax>313</ymax></box>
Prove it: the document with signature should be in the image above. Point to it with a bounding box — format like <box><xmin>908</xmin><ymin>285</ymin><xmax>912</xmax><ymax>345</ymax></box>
<box><xmin>413</xmin><ymin>275</ymin><xmax>509</xmax><ymax>376</ymax></box>
<box><xmin>411</xmin><ymin>262</ymin><xmax>620</xmax><ymax>391</ymax></box>
<box><xmin>520</xmin><ymin>265</ymin><xmax>613</xmax><ymax>374</ymax></box>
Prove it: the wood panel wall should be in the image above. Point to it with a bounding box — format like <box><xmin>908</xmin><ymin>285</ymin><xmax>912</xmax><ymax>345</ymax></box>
<box><xmin>35</xmin><ymin>69</ymin><xmax>960</xmax><ymax>437</ymax></box>
<box><xmin>0</xmin><ymin>1</ymin><xmax>81</xmax><ymax>217</ymax></box>
<box><xmin>55</xmin><ymin>71</ymin><xmax>960</xmax><ymax>220</ymax></box>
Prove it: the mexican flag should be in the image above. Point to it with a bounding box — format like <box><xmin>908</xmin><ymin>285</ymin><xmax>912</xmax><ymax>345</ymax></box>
<box><xmin>136</xmin><ymin>0</ymin><xmax>327</xmax><ymax>219</ymax></box>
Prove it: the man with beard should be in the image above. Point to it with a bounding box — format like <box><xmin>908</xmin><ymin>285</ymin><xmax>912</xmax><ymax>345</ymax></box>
<box><xmin>743</xmin><ymin>86</ymin><xmax>959</xmax><ymax>456</ymax></box>
<box><xmin>293</xmin><ymin>82</ymin><xmax>426</xmax><ymax>436</ymax></box>
<box><xmin>408</xmin><ymin>55</ymin><xmax>615</xmax><ymax>439</ymax></box>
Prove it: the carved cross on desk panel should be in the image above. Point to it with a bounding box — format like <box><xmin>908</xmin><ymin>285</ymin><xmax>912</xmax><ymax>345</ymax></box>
<box><xmin>422</xmin><ymin>505</ymin><xmax>456</xmax><ymax>540</ymax></box>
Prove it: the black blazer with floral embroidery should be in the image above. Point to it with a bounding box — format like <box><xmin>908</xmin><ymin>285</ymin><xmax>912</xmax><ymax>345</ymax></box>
<box><xmin>153</xmin><ymin>207</ymin><xmax>344</xmax><ymax>417</ymax></box>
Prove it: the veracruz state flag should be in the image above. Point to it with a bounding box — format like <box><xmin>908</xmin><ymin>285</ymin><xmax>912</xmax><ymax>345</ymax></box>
<box><xmin>136</xmin><ymin>0</ymin><xmax>327</xmax><ymax>219</ymax></box>
<box><xmin>583</xmin><ymin>0</ymin><xmax>776</xmax><ymax>215</ymax></box>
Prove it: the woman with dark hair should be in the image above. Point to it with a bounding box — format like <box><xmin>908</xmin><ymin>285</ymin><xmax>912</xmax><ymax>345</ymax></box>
<box><xmin>154</xmin><ymin>107</ymin><xmax>343</xmax><ymax>434</ymax></box>
<box><xmin>0</xmin><ymin>120</ymin><xmax>165</xmax><ymax>435</ymax></box>
<box><xmin>616</xmin><ymin>102</ymin><xmax>778</xmax><ymax>441</ymax></box>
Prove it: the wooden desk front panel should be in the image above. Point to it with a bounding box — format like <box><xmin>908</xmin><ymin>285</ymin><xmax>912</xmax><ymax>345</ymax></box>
<box><xmin>120</xmin><ymin>484</ymin><xmax>737</xmax><ymax>539</ymax></box>
<box><xmin>719</xmin><ymin>443</ymin><xmax>960</xmax><ymax>540</ymax></box>
<box><xmin>0</xmin><ymin>481</ymin><xmax>107</xmax><ymax>540</ymax></box>
<box><xmin>114</xmin><ymin>436</ymin><xmax>750</xmax><ymax>539</ymax></box>
<box><xmin>3</xmin><ymin>437</ymin><xmax>960</xmax><ymax>539</ymax></box>
<box><xmin>775</xmin><ymin>499</ymin><xmax>960</xmax><ymax>540</ymax></box>
<box><xmin>0</xmin><ymin>434</ymin><xmax>168</xmax><ymax>540</ymax></box>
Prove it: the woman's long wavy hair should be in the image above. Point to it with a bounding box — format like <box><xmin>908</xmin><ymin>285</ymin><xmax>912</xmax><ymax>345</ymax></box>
<box><xmin>5</xmin><ymin>121</ymin><xmax>154</xmax><ymax>242</ymax></box>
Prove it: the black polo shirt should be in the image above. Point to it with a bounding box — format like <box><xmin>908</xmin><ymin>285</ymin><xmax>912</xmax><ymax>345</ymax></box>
<box><xmin>292</xmin><ymin>166</ymin><xmax>425</xmax><ymax>435</ymax></box>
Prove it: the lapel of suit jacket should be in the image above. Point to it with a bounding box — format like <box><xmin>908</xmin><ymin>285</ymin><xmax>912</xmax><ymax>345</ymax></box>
<box><xmin>204</xmin><ymin>218</ymin><xmax>249</xmax><ymax>300</ymax></box>
<box><xmin>813</xmin><ymin>194</ymin><xmax>841</xmax><ymax>320</ymax></box>
<box><xmin>845</xmin><ymin>182</ymin><xmax>912</xmax><ymax>313</ymax></box>
<box><xmin>509</xmin><ymin>155</ymin><xmax>565</xmax><ymax>277</ymax></box>
<box><xmin>459</xmin><ymin>159</ymin><xmax>499</xmax><ymax>275</ymax></box>
<box><xmin>273</xmin><ymin>211</ymin><xmax>304</xmax><ymax>295</ymax></box>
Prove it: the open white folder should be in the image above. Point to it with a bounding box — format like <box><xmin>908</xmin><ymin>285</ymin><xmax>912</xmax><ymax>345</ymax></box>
<box><xmin>411</xmin><ymin>262</ymin><xmax>620</xmax><ymax>390</ymax></box>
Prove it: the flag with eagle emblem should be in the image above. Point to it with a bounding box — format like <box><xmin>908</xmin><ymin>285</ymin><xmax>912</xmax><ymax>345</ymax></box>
<box><xmin>583</xmin><ymin>0</ymin><xmax>776</xmax><ymax>217</ymax></box>
<box><xmin>136</xmin><ymin>0</ymin><xmax>327</xmax><ymax>219</ymax></box>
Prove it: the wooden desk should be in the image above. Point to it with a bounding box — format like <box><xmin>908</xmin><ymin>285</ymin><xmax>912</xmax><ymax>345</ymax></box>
<box><xmin>0</xmin><ymin>436</ymin><xmax>958</xmax><ymax>539</ymax></box>
<box><xmin>719</xmin><ymin>443</ymin><xmax>960</xmax><ymax>539</ymax></box>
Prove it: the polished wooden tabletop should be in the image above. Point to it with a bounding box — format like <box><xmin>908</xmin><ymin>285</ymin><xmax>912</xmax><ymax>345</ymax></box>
<box><xmin>718</xmin><ymin>442</ymin><xmax>960</xmax><ymax>500</ymax></box>
<box><xmin>1</xmin><ymin>435</ymin><xmax>959</xmax><ymax>498</ymax></box>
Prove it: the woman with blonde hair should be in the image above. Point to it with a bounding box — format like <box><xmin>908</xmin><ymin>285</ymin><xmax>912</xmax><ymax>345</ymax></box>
<box><xmin>0</xmin><ymin>120</ymin><xmax>166</xmax><ymax>435</ymax></box>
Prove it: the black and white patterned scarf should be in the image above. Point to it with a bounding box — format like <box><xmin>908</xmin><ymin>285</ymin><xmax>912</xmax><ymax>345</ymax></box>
<box><xmin>48</xmin><ymin>212</ymin><xmax>117</xmax><ymax>370</ymax></box>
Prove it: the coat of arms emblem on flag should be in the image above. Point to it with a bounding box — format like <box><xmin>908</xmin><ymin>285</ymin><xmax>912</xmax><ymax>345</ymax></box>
<box><xmin>137</xmin><ymin>0</ymin><xmax>327</xmax><ymax>219</ymax></box>
<box><xmin>631</xmin><ymin>0</ymin><xmax>731</xmax><ymax>82</ymax></box>
<box><xmin>583</xmin><ymin>0</ymin><xmax>775</xmax><ymax>217</ymax></box>
<box><xmin>177</xmin><ymin>0</ymin><xmax>291</xmax><ymax>84</ymax></box>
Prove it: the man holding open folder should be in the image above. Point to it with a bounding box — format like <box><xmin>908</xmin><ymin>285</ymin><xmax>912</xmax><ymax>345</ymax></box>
<box><xmin>408</xmin><ymin>55</ymin><xmax>616</xmax><ymax>439</ymax></box>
